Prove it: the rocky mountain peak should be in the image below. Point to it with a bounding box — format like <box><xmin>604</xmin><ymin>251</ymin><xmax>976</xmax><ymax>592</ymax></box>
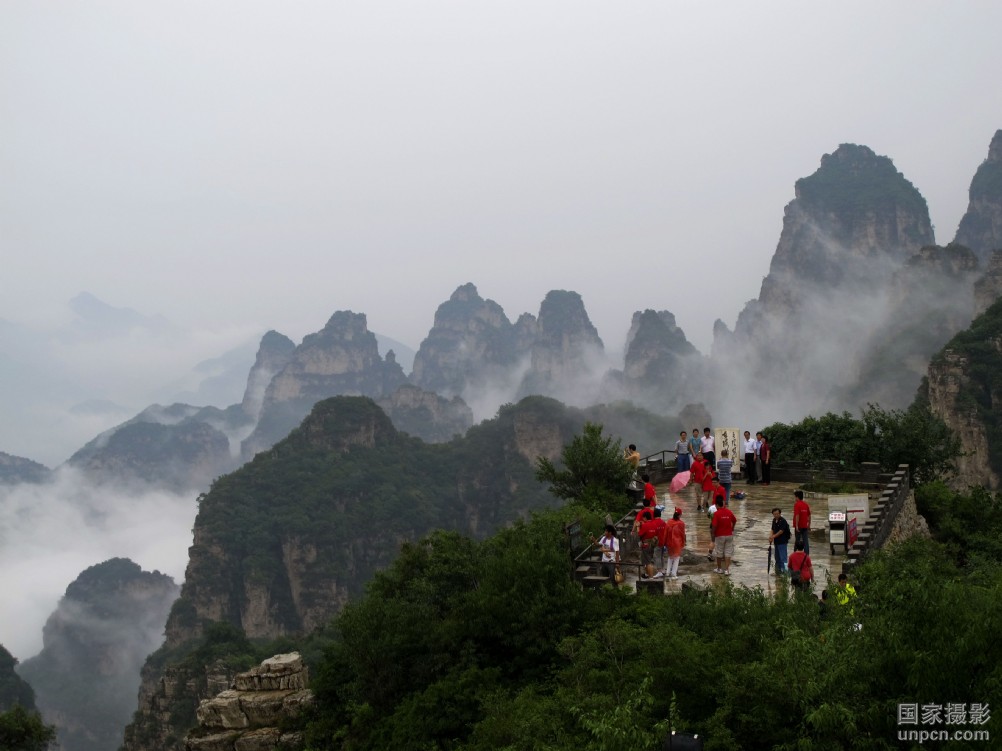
<box><xmin>520</xmin><ymin>291</ymin><xmax>606</xmax><ymax>403</ymax></box>
<box><xmin>241</xmin><ymin>331</ymin><xmax>295</xmax><ymax>420</ymax></box>
<box><xmin>409</xmin><ymin>283</ymin><xmax>517</xmax><ymax>397</ymax></box>
<box><xmin>773</xmin><ymin>143</ymin><xmax>933</xmax><ymax>287</ymax></box>
<box><xmin>243</xmin><ymin>312</ymin><xmax>407</xmax><ymax>457</ymax></box>
<box><xmin>954</xmin><ymin>129</ymin><xmax>1002</xmax><ymax>264</ymax></box>
<box><xmin>17</xmin><ymin>558</ymin><xmax>178</xmax><ymax>751</ymax></box>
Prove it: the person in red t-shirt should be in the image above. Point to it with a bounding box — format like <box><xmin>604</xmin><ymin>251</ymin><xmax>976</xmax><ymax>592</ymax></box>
<box><xmin>663</xmin><ymin>508</ymin><xmax>686</xmax><ymax>579</ymax></box>
<box><xmin>642</xmin><ymin>474</ymin><xmax>657</xmax><ymax>506</ymax></box>
<box><xmin>701</xmin><ymin>469</ymin><xmax>716</xmax><ymax>512</ymax></box>
<box><xmin>632</xmin><ymin>503</ymin><xmax>654</xmax><ymax>534</ymax></box>
<box><xmin>639</xmin><ymin>508</ymin><xmax>668</xmax><ymax>576</ymax></box>
<box><xmin>690</xmin><ymin>454</ymin><xmax>707</xmax><ymax>510</ymax></box>
<box><xmin>792</xmin><ymin>490</ymin><xmax>812</xmax><ymax>555</ymax></box>
<box><xmin>788</xmin><ymin>540</ymin><xmax>814</xmax><ymax>592</ymax></box>
<box><xmin>712</xmin><ymin>478</ymin><xmax>727</xmax><ymax>509</ymax></box>
<box><xmin>710</xmin><ymin>502</ymin><xmax>737</xmax><ymax>575</ymax></box>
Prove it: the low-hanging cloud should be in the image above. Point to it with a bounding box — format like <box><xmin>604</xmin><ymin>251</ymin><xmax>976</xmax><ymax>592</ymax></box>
<box><xmin>0</xmin><ymin>467</ymin><xmax>196</xmax><ymax>660</ymax></box>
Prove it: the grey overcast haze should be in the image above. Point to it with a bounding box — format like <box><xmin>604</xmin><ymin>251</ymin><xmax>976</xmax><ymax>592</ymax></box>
<box><xmin>2</xmin><ymin>1</ymin><xmax>1002</xmax><ymax>465</ymax></box>
<box><xmin>1</xmin><ymin>0</ymin><xmax>1002</xmax><ymax>661</ymax></box>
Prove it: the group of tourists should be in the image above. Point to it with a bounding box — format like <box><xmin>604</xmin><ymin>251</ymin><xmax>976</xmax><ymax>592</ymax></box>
<box><xmin>595</xmin><ymin>429</ymin><xmax>857</xmax><ymax>603</ymax></box>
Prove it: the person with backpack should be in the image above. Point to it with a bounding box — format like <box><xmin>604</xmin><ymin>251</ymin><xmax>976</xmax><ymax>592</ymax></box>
<box><xmin>788</xmin><ymin>540</ymin><xmax>814</xmax><ymax>592</ymax></box>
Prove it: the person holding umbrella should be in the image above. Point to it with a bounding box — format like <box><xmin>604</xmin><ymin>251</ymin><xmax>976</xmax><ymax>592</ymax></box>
<box><xmin>768</xmin><ymin>507</ymin><xmax>791</xmax><ymax>575</ymax></box>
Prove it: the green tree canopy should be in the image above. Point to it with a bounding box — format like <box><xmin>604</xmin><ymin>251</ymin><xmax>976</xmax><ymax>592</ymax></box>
<box><xmin>0</xmin><ymin>705</ymin><xmax>56</xmax><ymax>751</ymax></box>
<box><xmin>535</xmin><ymin>422</ymin><xmax>634</xmax><ymax>512</ymax></box>
<box><xmin>763</xmin><ymin>402</ymin><xmax>958</xmax><ymax>483</ymax></box>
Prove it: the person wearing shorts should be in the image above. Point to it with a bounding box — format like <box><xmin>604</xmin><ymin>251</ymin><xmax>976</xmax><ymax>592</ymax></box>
<box><xmin>711</xmin><ymin>502</ymin><xmax>737</xmax><ymax>575</ymax></box>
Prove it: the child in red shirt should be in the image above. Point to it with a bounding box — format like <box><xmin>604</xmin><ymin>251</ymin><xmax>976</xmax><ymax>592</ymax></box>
<box><xmin>701</xmin><ymin>469</ymin><xmax>716</xmax><ymax>512</ymax></box>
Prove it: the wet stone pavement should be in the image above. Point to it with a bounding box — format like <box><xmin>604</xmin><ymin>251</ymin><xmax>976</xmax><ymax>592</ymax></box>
<box><xmin>623</xmin><ymin>480</ymin><xmax>845</xmax><ymax>597</ymax></box>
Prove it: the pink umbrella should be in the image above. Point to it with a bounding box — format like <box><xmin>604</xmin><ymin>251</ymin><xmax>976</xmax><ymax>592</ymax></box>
<box><xmin>669</xmin><ymin>470</ymin><xmax>691</xmax><ymax>494</ymax></box>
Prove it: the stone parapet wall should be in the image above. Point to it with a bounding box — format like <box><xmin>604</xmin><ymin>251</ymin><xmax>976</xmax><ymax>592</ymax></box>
<box><xmin>843</xmin><ymin>464</ymin><xmax>911</xmax><ymax>575</ymax></box>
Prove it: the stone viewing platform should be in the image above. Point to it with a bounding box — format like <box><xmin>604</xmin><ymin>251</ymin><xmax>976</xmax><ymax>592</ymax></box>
<box><xmin>575</xmin><ymin>480</ymin><xmax>850</xmax><ymax>596</ymax></box>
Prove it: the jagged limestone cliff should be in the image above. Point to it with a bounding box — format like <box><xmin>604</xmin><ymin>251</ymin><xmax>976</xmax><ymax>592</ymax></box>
<box><xmin>17</xmin><ymin>558</ymin><xmax>178</xmax><ymax>751</ymax></box>
<box><xmin>519</xmin><ymin>290</ymin><xmax>607</xmax><ymax>404</ymax></box>
<box><xmin>241</xmin><ymin>312</ymin><xmax>407</xmax><ymax>458</ymax></box>
<box><xmin>409</xmin><ymin>283</ymin><xmax>520</xmax><ymax>397</ymax></box>
<box><xmin>240</xmin><ymin>331</ymin><xmax>295</xmax><ymax>422</ymax></box>
<box><xmin>712</xmin><ymin>143</ymin><xmax>939</xmax><ymax>424</ymax></box>
<box><xmin>954</xmin><ymin>129</ymin><xmax>1002</xmax><ymax>265</ymax></box>
<box><xmin>621</xmin><ymin>309</ymin><xmax>701</xmax><ymax>412</ymax></box>
<box><xmin>925</xmin><ymin>297</ymin><xmax>1002</xmax><ymax>490</ymax></box>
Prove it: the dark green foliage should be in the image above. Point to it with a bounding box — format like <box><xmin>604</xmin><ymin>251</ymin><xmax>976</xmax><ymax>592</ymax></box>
<box><xmin>0</xmin><ymin>705</ymin><xmax>56</xmax><ymax>751</ymax></box>
<box><xmin>300</xmin><ymin>441</ymin><xmax>1002</xmax><ymax>750</ymax></box>
<box><xmin>795</xmin><ymin>144</ymin><xmax>928</xmax><ymax>219</ymax></box>
<box><xmin>0</xmin><ymin>646</ymin><xmax>35</xmax><ymax>713</ymax></box>
<box><xmin>535</xmin><ymin>422</ymin><xmax>634</xmax><ymax>512</ymax></box>
<box><xmin>763</xmin><ymin>402</ymin><xmax>958</xmax><ymax>483</ymax></box>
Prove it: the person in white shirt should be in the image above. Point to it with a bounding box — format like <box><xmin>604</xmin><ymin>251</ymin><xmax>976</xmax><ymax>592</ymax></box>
<box><xmin>700</xmin><ymin>427</ymin><xmax>716</xmax><ymax>469</ymax></box>
<box><xmin>742</xmin><ymin>430</ymin><xmax>758</xmax><ymax>484</ymax></box>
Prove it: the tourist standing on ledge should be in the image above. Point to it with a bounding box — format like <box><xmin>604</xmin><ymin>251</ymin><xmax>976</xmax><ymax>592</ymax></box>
<box><xmin>717</xmin><ymin>449</ymin><xmax>734</xmax><ymax>503</ymax></box>
<box><xmin>691</xmin><ymin>453</ymin><xmax>708</xmax><ymax>511</ymax></box>
<box><xmin>743</xmin><ymin>430</ymin><xmax>758</xmax><ymax>484</ymax></box>
<box><xmin>769</xmin><ymin>507</ymin><xmax>791</xmax><ymax>574</ymax></box>
<box><xmin>700</xmin><ymin>427</ymin><xmax>716</xmax><ymax>469</ymax></box>
<box><xmin>758</xmin><ymin>432</ymin><xmax>772</xmax><ymax>485</ymax></box>
<box><xmin>793</xmin><ymin>490</ymin><xmax>812</xmax><ymax>555</ymax></box>
<box><xmin>711</xmin><ymin>499</ymin><xmax>737</xmax><ymax>575</ymax></box>
<box><xmin>674</xmin><ymin>431</ymin><xmax>692</xmax><ymax>472</ymax></box>
<box><xmin>688</xmin><ymin>428</ymin><xmax>702</xmax><ymax>468</ymax></box>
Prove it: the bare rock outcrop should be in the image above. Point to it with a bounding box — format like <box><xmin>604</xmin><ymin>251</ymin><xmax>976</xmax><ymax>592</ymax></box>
<box><xmin>377</xmin><ymin>383</ymin><xmax>474</xmax><ymax>443</ymax></box>
<box><xmin>183</xmin><ymin>654</ymin><xmax>313</xmax><ymax>751</ymax></box>
<box><xmin>926</xmin><ymin>346</ymin><xmax>1002</xmax><ymax>490</ymax></box>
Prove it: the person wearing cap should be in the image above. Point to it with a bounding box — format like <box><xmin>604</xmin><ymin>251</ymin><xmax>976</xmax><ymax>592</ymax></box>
<box><xmin>663</xmin><ymin>507</ymin><xmax>686</xmax><ymax>580</ymax></box>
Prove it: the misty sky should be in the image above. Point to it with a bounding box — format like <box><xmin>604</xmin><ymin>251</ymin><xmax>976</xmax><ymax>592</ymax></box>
<box><xmin>3</xmin><ymin>2</ymin><xmax>1001</xmax><ymax>358</ymax></box>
